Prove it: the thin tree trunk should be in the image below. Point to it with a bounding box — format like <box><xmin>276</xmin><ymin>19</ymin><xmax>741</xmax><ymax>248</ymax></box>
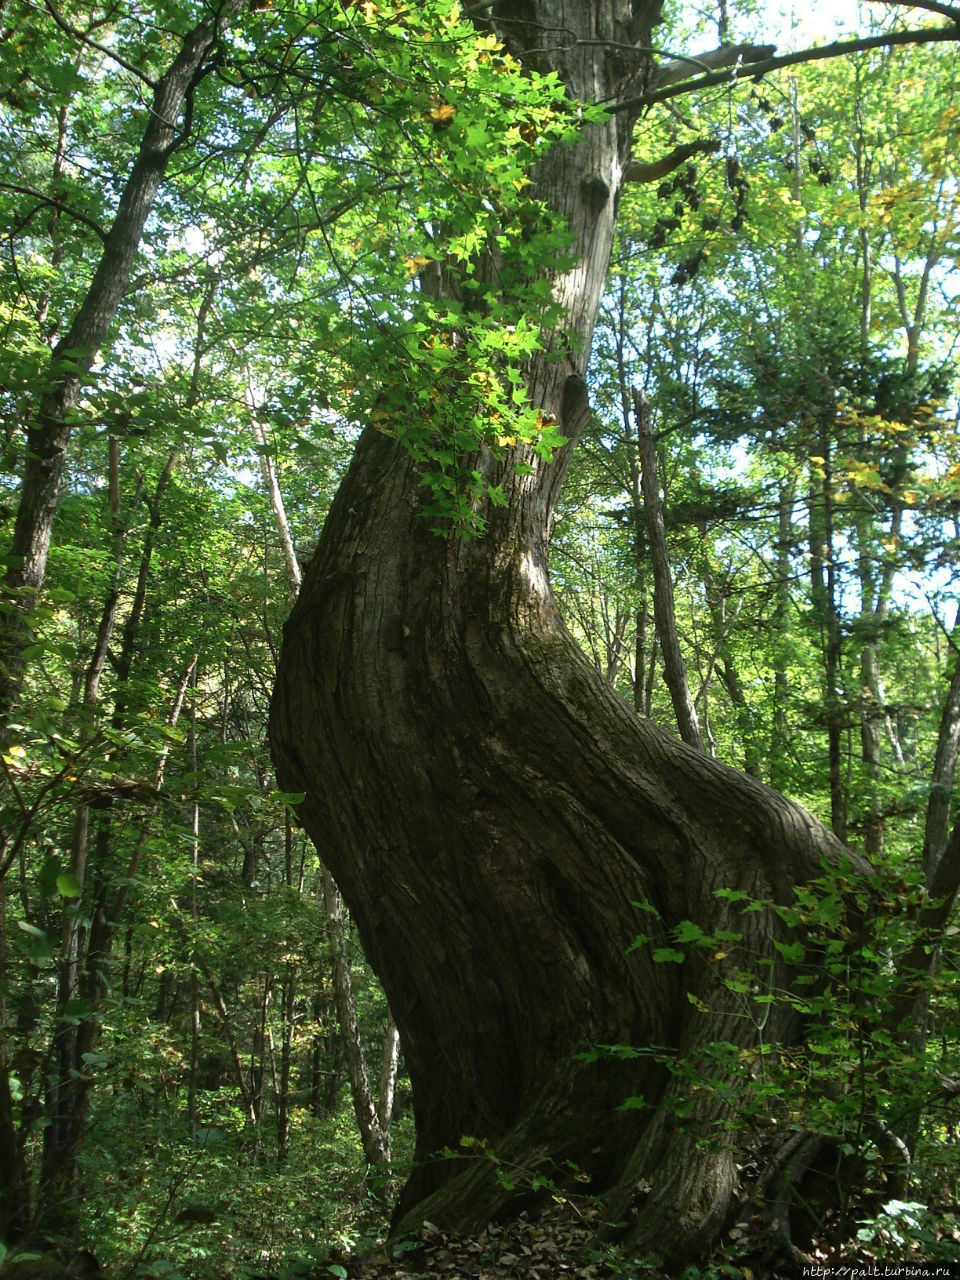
<box><xmin>252</xmin><ymin>396</ymin><xmax>398</xmax><ymax>1168</ymax></box>
<box><xmin>251</xmin><ymin>977</ymin><xmax>269</xmax><ymax>1144</ymax></box>
<box><xmin>378</xmin><ymin>1015</ymin><xmax>401</xmax><ymax>1141</ymax></box>
<box><xmin>0</xmin><ymin>2</ymin><xmax>239</xmax><ymax>725</ymax></box>
<box><xmin>276</xmin><ymin>968</ymin><xmax>296</xmax><ymax>1161</ymax></box>
<box><xmin>196</xmin><ymin>959</ymin><xmax>257</xmax><ymax>1125</ymax></box>
<box><xmin>248</xmin><ymin>385</ymin><xmax>302</xmax><ymax>600</ymax></box>
<box><xmin>855</xmin><ymin>501</ymin><xmax>903</xmax><ymax>856</ymax></box>
<box><xmin>633</xmin><ymin>389</ymin><xmax>702</xmax><ymax>749</ymax></box>
<box><xmin>0</xmin><ymin>874</ymin><xmax>32</xmax><ymax>1242</ymax></box>
<box><xmin>632</xmin><ymin>599</ymin><xmax>647</xmax><ymax>713</ymax></box>
<box><xmin>38</xmin><ymin>453</ymin><xmax>142</xmax><ymax>1223</ymax></box>
<box><xmin>704</xmin><ymin>575</ymin><xmax>760</xmax><ymax>776</ymax></box>
<box><xmin>187</xmin><ymin>673</ymin><xmax>201</xmax><ymax>1140</ymax></box>
<box><xmin>770</xmin><ymin>475</ymin><xmax>796</xmax><ymax>791</ymax></box>
<box><xmin>852</xmin><ymin>100</ymin><xmax>898</xmax><ymax>856</ymax></box>
<box><xmin>321</xmin><ymin>867</ymin><xmax>391</xmax><ymax>1167</ymax></box>
<box><xmin>809</xmin><ymin>438</ymin><xmax>846</xmax><ymax>840</ymax></box>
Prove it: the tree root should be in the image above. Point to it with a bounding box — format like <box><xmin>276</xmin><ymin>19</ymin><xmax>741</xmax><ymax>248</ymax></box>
<box><xmin>735</xmin><ymin>1119</ymin><xmax>914</xmax><ymax>1274</ymax></box>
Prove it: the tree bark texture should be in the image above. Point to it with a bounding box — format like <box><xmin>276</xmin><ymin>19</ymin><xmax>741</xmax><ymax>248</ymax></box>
<box><xmin>271</xmin><ymin>0</ymin><xmax>870</xmax><ymax>1263</ymax></box>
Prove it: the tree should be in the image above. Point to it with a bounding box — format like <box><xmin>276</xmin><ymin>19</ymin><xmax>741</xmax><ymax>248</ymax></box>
<box><xmin>1</xmin><ymin>0</ymin><xmax>958</xmax><ymax>1268</ymax></box>
<box><xmin>270</xmin><ymin>1</ymin><xmax>960</xmax><ymax>1265</ymax></box>
<box><xmin>0</xmin><ymin>0</ymin><xmax>244</xmax><ymax>724</ymax></box>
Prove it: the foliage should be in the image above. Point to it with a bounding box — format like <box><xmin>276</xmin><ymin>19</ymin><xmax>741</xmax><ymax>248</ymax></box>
<box><xmin>581</xmin><ymin>866</ymin><xmax>960</xmax><ymax>1262</ymax></box>
<box><xmin>1</xmin><ymin>0</ymin><xmax>959</xmax><ymax>1273</ymax></box>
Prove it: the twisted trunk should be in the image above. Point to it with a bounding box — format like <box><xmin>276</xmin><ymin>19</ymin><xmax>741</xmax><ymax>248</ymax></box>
<box><xmin>271</xmin><ymin>0</ymin><xmax>867</xmax><ymax>1262</ymax></box>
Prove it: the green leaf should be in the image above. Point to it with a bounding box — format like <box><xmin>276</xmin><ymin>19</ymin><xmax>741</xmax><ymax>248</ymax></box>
<box><xmin>16</xmin><ymin>920</ymin><xmax>47</xmax><ymax>940</ymax></box>
<box><xmin>651</xmin><ymin>947</ymin><xmax>685</xmax><ymax>964</ymax></box>
<box><xmin>39</xmin><ymin>856</ymin><xmax>62</xmax><ymax>898</ymax></box>
<box><xmin>57</xmin><ymin>871</ymin><xmax>82</xmax><ymax>898</ymax></box>
<box><xmin>63</xmin><ymin>999</ymin><xmax>93</xmax><ymax>1018</ymax></box>
<box><xmin>674</xmin><ymin>920</ymin><xmax>708</xmax><ymax>945</ymax></box>
<box><xmin>773</xmin><ymin>939</ymin><xmax>805</xmax><ymax>965</ymax></box>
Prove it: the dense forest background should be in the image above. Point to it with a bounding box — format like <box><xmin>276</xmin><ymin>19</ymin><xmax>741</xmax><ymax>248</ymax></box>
<box><xmin>1</xmin><ymin>0</ymin><xmax>959</xmax><ymax>1275</ymax></box>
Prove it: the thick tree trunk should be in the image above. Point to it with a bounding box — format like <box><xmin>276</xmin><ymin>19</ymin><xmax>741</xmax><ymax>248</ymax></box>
<box><xmin>271</xmin><ymin>0</ymin><xmax>868</xmax><ymax>1263</ymax></box>
<box><xmin>271</xmin><ymin>418</ymin><xmax>864</xmax><ymax>1258</ymax></box>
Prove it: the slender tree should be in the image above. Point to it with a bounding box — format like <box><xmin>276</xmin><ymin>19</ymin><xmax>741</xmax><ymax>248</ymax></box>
<box><xmin>0</xmin><ymin>0</ymin><xmax>241</xmax><ymax>725</ymax></box>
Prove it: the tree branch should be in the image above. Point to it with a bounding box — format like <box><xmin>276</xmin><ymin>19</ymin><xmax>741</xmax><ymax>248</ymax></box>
<box><xmin>623</xmin><ymin>138</ymin><xmax>720</xmax><ymax>184</ymax></box>
<box><xmin>42</xmin><ymin>0</ymin><xmax>157</xmax><ymax>87</ymax></box>
<box><xmin>0</xmin><ymin>182</ymin><xmax>108</xmax><ymax>244</ymax></box>
<box><xmin>875</xmin><ymin>0</ymin><xmax>960</xmax><ymax>21</ymax></box>
<box><xmin>610</xmin><ymin>25</ymin><xmax>960</xmax><ymax>114</ymax></box>
<box><xmin>651</xmin><ymin>42</ymin><xmax>776</xmax><ymax>89</ymax></box>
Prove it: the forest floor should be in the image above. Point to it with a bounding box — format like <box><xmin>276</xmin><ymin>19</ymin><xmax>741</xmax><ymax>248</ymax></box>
<box><xmin>333</xmin><ymin>1201</ymin><xmax>658</xmax><ymax>1280</ymax></box>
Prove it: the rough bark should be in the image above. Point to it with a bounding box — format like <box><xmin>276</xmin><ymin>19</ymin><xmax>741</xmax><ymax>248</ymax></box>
<box><xmin>271</xmin><ymin>0</ymin><xmax>871</xmax><ymax>1263</ymax></box>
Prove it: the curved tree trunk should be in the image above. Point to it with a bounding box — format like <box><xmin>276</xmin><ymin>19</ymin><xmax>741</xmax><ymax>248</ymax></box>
<box><xmin>271</xmin><ymin>0</ymin><xmax>868</xmax><ymax>1264</ymax></box>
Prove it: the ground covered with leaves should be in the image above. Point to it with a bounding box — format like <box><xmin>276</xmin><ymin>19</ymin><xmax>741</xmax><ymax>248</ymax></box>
<box><xmin>328</xmin><ymin>1204</ymin><xmax>654</xmax><ymax>1280</ymax></box>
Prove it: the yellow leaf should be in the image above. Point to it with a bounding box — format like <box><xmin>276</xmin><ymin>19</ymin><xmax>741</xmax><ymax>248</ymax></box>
<box><xmin>402</xmin><ymin>255</ymin><xmax>432</xmax><ymax>275</ymax></box>
<box><xmin>427</xmin><ymin>102</ymin><xmax>455</xmax><ymax>123</ymax></box>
